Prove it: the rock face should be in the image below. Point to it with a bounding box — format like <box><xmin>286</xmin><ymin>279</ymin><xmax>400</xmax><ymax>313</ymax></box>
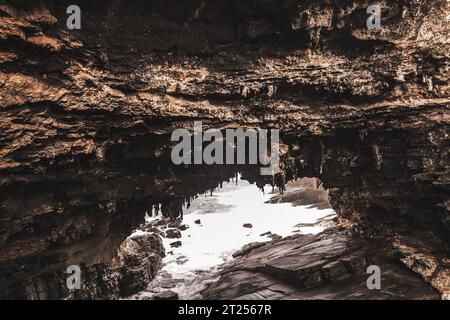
<box><xmin>165</xmin><ymin>229</ymin><xmax>182</xmax><ymax>239</ymax></box>
<box><xmin>153</xmin><ymin>290</ymin><xmax>179</xmax><ymax>300</ymax></box>
<box><xmin>0</xmin><ymin>232</ymin><xmax>164</xmax><ymax>299</ymax></box>
<box><xmin>201</xmin><ymin>228</ymin><xmax>440</xmax><ymax>300</ymax></box>
<box><xmin>0</xmin><ymin>0</ymin><xmax>449</xmax><ymax>298</ymax></box>
<box><xmin>170</xmin><ymin>241</ymin><xmax>182</xmax><ymax>248</ymax></box>
<box><xmin>72</xmin><ymin>233</ymin><xmax>164</xmax><ymax>299</ymax></box>
<box><xmin>267</xmin><ymin>178</ymin><xmax>331</xmax><ymax>209</ymax></box>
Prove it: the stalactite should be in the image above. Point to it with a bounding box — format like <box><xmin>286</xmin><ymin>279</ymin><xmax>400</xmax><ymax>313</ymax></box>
<box><xmin>149</xmin><ymin>204</ymin><xmax>154</xmax><ymax>217</ymax></box>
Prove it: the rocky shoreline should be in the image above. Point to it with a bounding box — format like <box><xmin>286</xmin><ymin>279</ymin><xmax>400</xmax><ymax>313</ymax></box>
<box><xmin>129</xmin><ymin>180</ymin><xmax>443</xmax><ymax>300</ymax></box>
<box><xmin>200</xmin><ymin>227</ymin><xmax>441</xmax><ymax>300</ymax></box>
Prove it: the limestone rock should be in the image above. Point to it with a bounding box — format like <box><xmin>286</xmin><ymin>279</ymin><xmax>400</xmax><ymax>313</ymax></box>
<box><xmin>0</xmin><ymin>0</ymin><xmax>448</xmax><ymax>299</ymax></box>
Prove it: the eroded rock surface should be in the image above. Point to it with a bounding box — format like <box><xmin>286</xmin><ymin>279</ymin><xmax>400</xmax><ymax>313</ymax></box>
<box><xmin>0</xmin><ymin>0</ymin><xmax>449</xmax><ymax>298</ymax></box>
<box><xmin>0</xmin><ymin>232</ymin><xmax>164</xmax><ymax>299</ymax></box>
<box><xmin>201</xmin><ymin>228</ymin><xmax>440</xmax><ymax>300</ymax></box>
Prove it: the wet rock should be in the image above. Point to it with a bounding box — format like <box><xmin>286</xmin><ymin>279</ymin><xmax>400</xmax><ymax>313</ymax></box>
<box><xmin>243</xmin><ymin>223</ymin><xmax>253</xmax><ymax>228</ymax></box>
<box><xmin>168</xmin><ymin>219</ymin><xmax>182</xmax><ymax>228</ymax></box>
<box><xmin>165</xmin><ymin>229</ymin><xmax>182</xmax><ymax>239</ymax></box>
<box><xmin>295</xmin><ymin>222</ymin><xmax>317</xmax><ymax>228</ymax></box>
<box><xmin>176</xmin><ymin>255</ymin><xmax>189</xmax><ymax>265</ymax></box>
<box><xmin>201</xmin><ymin>229</ymin><xmax>441</xmax><ymax>300</ymax></box>
<box><xmin>232</xmin><ymin>242</ymin><xmax>265</xmax><ymax>258</ymax></box>
<box><xmin>153</xmin><ymin>290</ymin><xmax>179</xmax><ymax>300</ymax></box>
<box><xmin>268</xmin><ymin>234</ymin><xmax>282</xmax><ymax>241</ymax></box>
<box><xmin>170</xmin><ymin>241</ymin><xmax>182</xmax><ymax>248</ymax></box>
<box><xmin>179</xmin><ymin>224</ymin><xmax>189</xmax><ymax>231</ymax></box>
<box><xmin>150</xmin><ymin>271</ymin><xmax>184</xmax><ymax>289</ymax></box>
<box><xmin>194</xmin><ymin>219</ymin><xmax>202</xmax><ymax>225</ymax></box>
<box><xmin>145</xmin><ymin>227</ymin><xmax>164</xmax><ymax>236</ymax></box>
<box><xmin>260</xmin><ymin>231</ymin><xmax>272</xmax><ymax>236</ymax></box>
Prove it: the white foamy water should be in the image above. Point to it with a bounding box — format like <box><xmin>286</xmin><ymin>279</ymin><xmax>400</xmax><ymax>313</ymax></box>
<box><xmin>129</xmin><ymin>178</ymin><xmax>335</xmax><ymax>300</ymax></box>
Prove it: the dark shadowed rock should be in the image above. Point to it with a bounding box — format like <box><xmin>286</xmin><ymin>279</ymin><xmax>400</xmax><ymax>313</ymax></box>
<box><xmin>179</xmin><ymin>224</ymin><xmax>189</xmax><ymax>231</ymax></box>
<box><xmin>201</xmin><ymin>228</ymin><xmax>441</xmax><ymax>300</ymax></box>
<box><xmin>153</xmin><ymin>290</ymin><xmax>179</xmax><ymax>300</ymax></box>
<box><xmin>144</xmin><ymin>227</ymin><xmax>164</xmax><ymax>236</ymax></box>
<box><xmin>170</xmin><ymin>241</ymin><xmax>182</xmax><ymax>248</ymax></box>
<box><xmin>165</xmin><ymin>229</ymin><xmax>182</xmax><ymax>239</ymax></box>
<box><xmin>168</xmin><ymin>219</ymin><xmax>182</xmax><ymax>228</ymax></box>
<box><xmin>70</xmin><ymin>233</ymin><xmax>164</xmax><ymax>299</ymax></box>
<box><xmin>232</xmin><ymin>242</ymin><xmax>266</xmax><ymax>258</ymax></box>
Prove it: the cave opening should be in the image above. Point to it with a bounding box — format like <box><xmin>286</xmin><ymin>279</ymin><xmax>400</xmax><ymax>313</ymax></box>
<box><xmin>127</xmin><ymin>174</ymin><xmax>336</xmax><ymax>299</ymax></box>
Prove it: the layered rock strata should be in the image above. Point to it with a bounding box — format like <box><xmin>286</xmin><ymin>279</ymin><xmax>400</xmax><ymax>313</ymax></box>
<box><xmin>201</xmin><ymin>228</ymin><xmax>441</xmax><ymax>300</ymax></box>
<box><xmin>0</xmin><ymin>0</ymin><xmax>448</xmax><ymax>298</ymax></box>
